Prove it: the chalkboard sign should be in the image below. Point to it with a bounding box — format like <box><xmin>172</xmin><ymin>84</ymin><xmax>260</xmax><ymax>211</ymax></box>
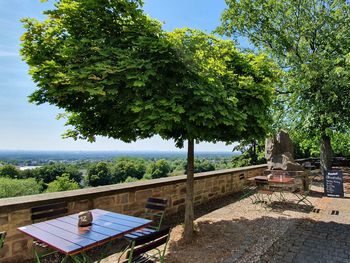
<box><xmin>324</xmin><ymin>170</ymin><xmax>344</xmax><ymax>198</ymax></box>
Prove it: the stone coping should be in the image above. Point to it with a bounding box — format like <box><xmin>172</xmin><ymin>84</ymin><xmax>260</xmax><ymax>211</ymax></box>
<box><xmin>0</xmin><ymin>164</ymin><xmax>267</xmax><ymax>213</ymax></box>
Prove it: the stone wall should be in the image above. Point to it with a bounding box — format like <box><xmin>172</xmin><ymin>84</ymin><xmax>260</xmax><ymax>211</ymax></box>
<box><xmin>0</xmin><ymin>164</ymin><xmax>267</xmax><ymax>263</ymax></box>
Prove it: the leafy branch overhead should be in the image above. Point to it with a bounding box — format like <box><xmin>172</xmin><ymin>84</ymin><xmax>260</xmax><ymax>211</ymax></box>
<box><xmin>21</xmin><ymin>0</ymin><xmax>279</xmax><ymax>148</ymax></box>
<box><xmin>219</xmin><ymin>0</ymin><xmax>350</xmax><ymax>173</ymax></box>
<box><xmin>219</xmin><ymin>0</ymin><xmax>350</xmax><ymax>136</ymax></box>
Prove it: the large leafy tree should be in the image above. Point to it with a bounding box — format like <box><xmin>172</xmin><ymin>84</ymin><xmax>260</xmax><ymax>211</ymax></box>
<box><xmin>219</xmin><ymin>0</ymin><xmax>350</xmax><ymax>174</ymax></box>
<box><xmin>86</xmin><ymin>162</ymin><xmax>113</xmax><ymax>186</ymax></box>
<box><xmin>21</xmin><ymin>0</ymin><xmax>278</xmax><ymax>241</ymax></box>
<box><xmin>112</xmin><ymin>158</ymin><xmax>147</xmax><ymax>182</ymax></box>
<box><xmin>145</xmin><ymin>159</ymin><xmax>171</xmax><ymax>179</ymax></box>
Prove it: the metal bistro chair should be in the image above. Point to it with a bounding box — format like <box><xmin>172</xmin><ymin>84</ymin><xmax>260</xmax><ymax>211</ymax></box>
<box><xmin>30</xmin><ymin>202</ymin><xmax>68</xmax><ymax>261</ymax></box>
<box><xmin>0</xmin><ymin>231</ymin><xmax>6</xmax><ymax>250</ymax></box>
<box><xmin>292</xmin><ymin>172</ymin><xmax>317</xmax><ymax>207</ymax></box>
<box><xmin>254</xmin><ymin>177</ymin><xmax>274</xmax><ymax>206</ymax></box>
<box><xmin>125</xmin><ymin>198</ymin><xmax>167</xmax><ymax>241</ymax></box>
<box><xmin>119</xmin><ymin>227</ymin><xmax>171</xmax><ymax>263</ymax></box>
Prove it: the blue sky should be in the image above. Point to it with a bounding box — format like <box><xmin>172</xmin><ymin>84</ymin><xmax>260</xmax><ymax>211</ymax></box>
<box><xmin>0</xmin><ymin>0</ymin><xmax>243</xmax><ymax>152</ymax></box>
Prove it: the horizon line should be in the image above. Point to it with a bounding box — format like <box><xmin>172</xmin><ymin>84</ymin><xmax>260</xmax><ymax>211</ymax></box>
<box><xmin>0</xmin><ymin>149</ymin><xmax>237</xmax><ymax>153</ymax></box>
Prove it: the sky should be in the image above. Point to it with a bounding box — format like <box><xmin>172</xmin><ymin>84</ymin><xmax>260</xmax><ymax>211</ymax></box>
<box><xmin>0</xmin><ymin>0</ymin><xmax>243</xmax><ymax>152</ymax></box>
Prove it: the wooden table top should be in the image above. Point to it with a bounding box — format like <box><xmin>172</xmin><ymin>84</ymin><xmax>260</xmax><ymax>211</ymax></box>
<box><xmin>253</xmin><ymin>176</ymin><xmax>269</xmax><ymax>181</ymax></box>
<box><xmin>18</xmin><ymin>209</ymin><xmax>152</xmax><ymax>255</ymax></box>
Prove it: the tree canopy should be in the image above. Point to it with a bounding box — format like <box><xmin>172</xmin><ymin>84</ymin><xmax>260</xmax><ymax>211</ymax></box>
<box><xmin>21</xmin><ymin>0</ymin><xmax>279</xmax><ymax>241</ymax></box>
<box><xmin>145</xmin><ymin>159</ymin><xmax>171</xmax><ymax>179</ymax></box>
<box><xmin>85</xmin><ymin>162</ymin><xmax>113</xmax><ymax>187</ymax></box>
<box><xmin>46</xmin><ymin>173</ymin><xmax>80</xmax><ymax>192</ymax></box>
<box><xmin>219</xmin><ymin>0</ymin><xmax>350</xmax><ymax>172</ymax></box>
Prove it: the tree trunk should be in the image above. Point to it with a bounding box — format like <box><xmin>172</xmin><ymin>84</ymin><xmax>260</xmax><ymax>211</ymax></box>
<box><xmin>252</xmin><ymin>140</ymin><xmax>257</xmax><ymax>165</ymax></box>
<box><xmin>320</xmin><ymin>134</ymin><xmax>332</xmax><ymax>175</ymax></box>
<box><xmin>184</xmin><ymin>139</ymin><xmax>194</xmax><ymax>242</ymax></box>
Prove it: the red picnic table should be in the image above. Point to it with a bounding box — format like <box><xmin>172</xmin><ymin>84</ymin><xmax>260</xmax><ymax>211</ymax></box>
<box><xmin>18</xmin><ymin>208</ymin><xmax>152</xmax><ymax>262</ymax></box>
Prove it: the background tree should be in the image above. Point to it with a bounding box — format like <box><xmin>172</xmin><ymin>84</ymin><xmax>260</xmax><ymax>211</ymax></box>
<box><xmin>112</xmin><ymin>158</ymin><xmax>147</xmax><ymax>182</ymax></box>
<box><xmin>21</xmin><ymin>0</ymin><xmax>278</xmax><ymax>241</ymax></box>
<box><xmin>31</xmin><ymin>163</ymin><xmax>82</xmax><ymax>185</ymax></box>
<box><xmin>219</xmin><ymin>0</ymin><xmax>350</xmax><ymax>174</ymax></box>
<box><xmin>231</xmin><ymin>139</ymin><xmax>266</xmax><ymax>167</ymax></box>
<box><xmin>0</xmin><ymin>164</ymin><xmax>20</xmax><ymax>178</ymax></box>
<box><xmin>46</xmin><ymin>173</ymin><xmax>80</xmax><ymax>192</ymax></box>
<box><xmin>85</xmin><ymin>162</ymin><xmax>113</xmax><ymax>186</ymax></box>
<box><xmin>145</xmin><ymin>159</ymin><xmax>171</xmax><ymax>179</ymax></box>
<box><xmin>183</xmin><ymin>159</ymin><xmax>215</xmax><ymax>173</ymax></box>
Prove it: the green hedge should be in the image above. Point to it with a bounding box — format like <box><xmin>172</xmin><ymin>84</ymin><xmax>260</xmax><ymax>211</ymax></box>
<box><xmin>0</xmin><ymin>177</ymin><xmax>42</xmax><ymax>198</ymax></box>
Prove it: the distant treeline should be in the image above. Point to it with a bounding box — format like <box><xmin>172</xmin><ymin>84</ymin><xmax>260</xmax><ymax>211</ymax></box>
<box><xmin>0</xmin><ymin>151</ymin><xmax>237</xmax><ymax>166</ymax></box>
<box><xmin>0</xmin><ymin>154</ymin><xmax>262</xmax><ymax>199</ymax></box>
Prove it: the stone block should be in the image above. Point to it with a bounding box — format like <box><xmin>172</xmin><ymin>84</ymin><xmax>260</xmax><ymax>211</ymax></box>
<box><xmin>135</xmin><ymin>189</ymin><xmax>152</xmax><ymax>202</ymax></box>
<box><xmin>71</xmin><ymin>199</ymin><xmax>91</xmax><ymax>212</ymax></box>
<box><xmin>93</xmin><ymin>196</ymin><xmax>115</xmax><ymax>208</ymax></box>
<box><xmin>177</xmin><ymin>204</ymin><xmax>185</xmax><ymax>212</ymax></box>
<box><xmin>10</xmin><ymin>210</ymin><xmax>30</xmax><ymax>223</ymax></box>
<box><xmin>162</xmin><ymin>185</ymin><xmax>177</xmax><ymax>195</ymax></box>
<box><xmin>221</xmin><ymin>186</ymin><xmax>226</xmax><ymax>193</ymax></box>
<box><xmin>9</xmin><ymin>220</ymin><xmax>32</xmax><ymax>228</ymax></box>
<box><xmin>212</xmin><ymin>186</ymin><xmax>220</xmax><ymax>193</ymax></box>
<box><xmin>205</xmin><ymin>179</ymin><xmax>213</xmax><ymax>188</ymax></box>
<box><xmin>12</xmin><ymin>239</ymin><xmax>28</xmax><ymax>255</ymax></box>
<box><xmin>0</xmin><ymin>215</ymin><xmax>8</xmax><ymax>225</ymax></box>
<box><xmin>172</xmin><ymin>198</ymin><xmax>185</xmax><ymax>206</ymax></box>
<box><xmin>127</xmin><ymin>192</ymin><xmax>135</xmax><ymax>203</ymax></box>
<box><xmin>5</xmin><ymin>231</ymin><xmax>26</xmax><ymax>242</ymax></box>
<box><xmin>119</xmin><ymin>193</ymin><xmax>129</xmax><ymax>204</ymax></box>
<box><xmin>165</xmin><ymin>207</ymin><xmax>177</xmax><ymax>215</ymax></box>
<box><xmin>179</xmin><ymin>186</ymin><xmax>186</xmax><ymax>195</ymax></box>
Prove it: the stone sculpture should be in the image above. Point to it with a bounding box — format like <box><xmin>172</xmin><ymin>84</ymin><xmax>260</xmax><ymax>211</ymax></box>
<box><xmin>265</xmin><ymin>130</ymin><xmax>304</xmax><ymax>171</ymax></box>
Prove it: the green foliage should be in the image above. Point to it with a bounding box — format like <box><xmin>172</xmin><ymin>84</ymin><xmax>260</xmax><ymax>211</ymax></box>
<box><xmin>85</xmin><ymin>162</ymin><xmax>113</xmax><ymax>186</ymax></box>
<box><xmin>231</xmin><ymin>155</ymin><xmax>253</xmax><ymax>168</ymax></box>
<box><xmin>0</xmin><ymin>177</ymin><xmax>42</xmax><ymax>198</ymax></box>
<box><xmin>145</xmin><ymin>159</ymin><xmax>171</xmax><ymax>179</ymax></box>
<box><xmin>112</xmin><ymin>158</ymin><xmax>146</xmax><ymax>182</ymax></box>
<box><xmin>21</xmin><ymin>1</ymin><xmax>278</xmax><ymax>148</ymax></box>
<box><xmin>46</xmin><ymin>173</ymin><xmax>80</xmax><ymax>192</ymax></box>
<box><xmin>194</xmin><ymin>159</ymin><xmax>215</xmax><ymax>173</ymax></box>
<box><xmin>183</xmin><ymin>158</ymin><xmax>215</xmax><ymax>173</ymax></box>
<box><xmin>219</xmin><ymin>0</ymin><xmax>350</xmax><ymax>164</ymax></box>
<box><xmin>233</xmin><ymin>139</ymin><xmax>266</xmax><ymax>166</ymax></box>
<box><xmin>20</xmin><ymin>0</ymin><xmax>185</xmax><ymax>144</ymax></box>
<box><xmin>124</xmin><ymin>176</ymin><xmax>139</xmax><ymax>183</ymax></box>
<box><xmin>290</xmin><ymin>131</ymin><xmax>350</xmax><ymax>159</ymax></box>
<box><xmin>31</xmin><ymin>163</ymin><xmax>82</xmax><ymax>185</ymax></box>
<box><xmin>0</xmin><ymin>165</ymin><xmax>20</xmax><ymax>178</ymax></box>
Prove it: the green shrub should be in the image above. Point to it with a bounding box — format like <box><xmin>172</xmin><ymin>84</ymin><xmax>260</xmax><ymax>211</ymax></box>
<box><xmin>0</xmin><ymin>177</ymin><xmax>42</xmax><ymax>198</ymax></box>
<box><xmin>0</xmin><ymin>164</ymin><xmax>20</xmax><ymax>178</ymax></box>
<box><xmin>46</xmin><ymin>174</ymin><xmax>80</xmax><ymax>193</ymax></box>
<box><xmin>145</xmin><ymin>159</ymin><xmax>171</xmax><ymax>179</ymax></box>
<box><xmin>85</xmin><ymin>162</ymin><xmax>113</xmax><ymax>186</ymax></box>
<box><xmin>111</xmin><ymin>158</ymin><xmax>146</xmax><ymax>182</ymax></box>
<box><xmin>31</xmin><ymin>164</ymin><xmax>83</xmax><ymax>185</ymax></box>
<box><xmin>124</xmin><ymin>176</ymin><xmax>139</xmax><ymax>183</ymax></box>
